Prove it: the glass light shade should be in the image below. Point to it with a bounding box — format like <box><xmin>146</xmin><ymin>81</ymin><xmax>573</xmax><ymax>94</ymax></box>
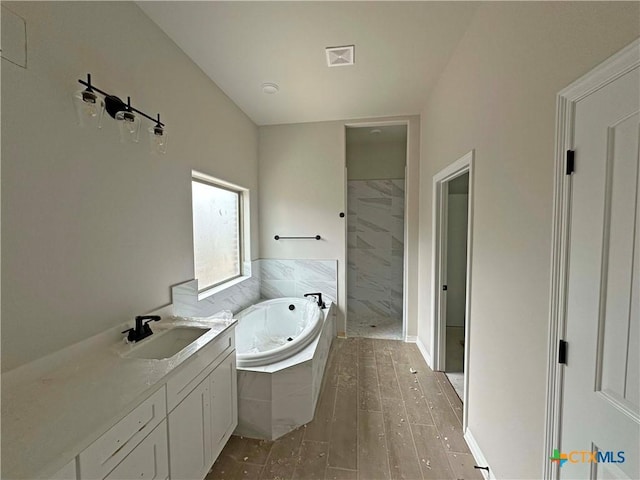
<box><xmin>115</xmin><ymin>110</ymin><xmax>140</xmax><ymax>143</ymax></box>
<box><xmin>148</xmin><ymin>124</ymin><xmax>168</xmax><ymax>155</ymax></box>
<box><xmin>72</xmin><ymin>89</ymin><xmax>105</xmax><ymax>128</ymax></box>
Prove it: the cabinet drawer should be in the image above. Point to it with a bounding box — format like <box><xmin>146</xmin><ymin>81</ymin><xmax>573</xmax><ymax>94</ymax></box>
<box><xmin>78</xmin><ymin>387</ymin><xmax>166</xmax><ymax>479</ymax></box>
<box><xmin>104</xmin><ymin>419</ymin><xmax>168</xmax><ymax>480</ymax></box>
<box><xmin>166</xmin><ymin>327</ymin><xmax>234</xmax><ymax>412</ymax></box>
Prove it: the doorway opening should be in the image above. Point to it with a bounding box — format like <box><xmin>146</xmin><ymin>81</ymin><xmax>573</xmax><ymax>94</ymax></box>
<box><xmin>443</xmin><ymin>173</ymin><xmax>469</xmax><ymax>400</ymax></box>
<box><xmin>345</xmin><ymin>124</ymin><xmax>408</xmax><ymax>340</ymax></box>
<box><xmin>432</xmin><ymin>151</ymin><xmax>474</xmax><ymax>418</ymax></box>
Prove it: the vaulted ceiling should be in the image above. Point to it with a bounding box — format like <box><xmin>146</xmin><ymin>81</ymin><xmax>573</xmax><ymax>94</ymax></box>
<box><xmin>138</xmin><ymin>1</ymin><xmax>478</xmax><ymax>126</ymax></box>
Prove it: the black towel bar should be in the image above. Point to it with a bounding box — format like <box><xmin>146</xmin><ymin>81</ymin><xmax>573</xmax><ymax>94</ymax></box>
<box><xmin>274</xmin><ymin>235</ymin><xmax>321</xmax><ymax>240</ymax></box>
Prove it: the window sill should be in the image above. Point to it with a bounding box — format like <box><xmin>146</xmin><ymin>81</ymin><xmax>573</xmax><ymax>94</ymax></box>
<box><xmin>197</xmin><ymin>275</ymin><xmax>252</xmax><ymax>301</ymax></box>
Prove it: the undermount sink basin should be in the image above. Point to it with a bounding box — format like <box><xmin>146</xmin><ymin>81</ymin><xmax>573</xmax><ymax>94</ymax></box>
<box><xmin>124</xmin><ymin>326</ymin><xmax>210</xmax><ymax>360</ymax></box>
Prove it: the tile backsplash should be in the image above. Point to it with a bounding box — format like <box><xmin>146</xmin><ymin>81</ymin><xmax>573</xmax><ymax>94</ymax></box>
<box><xmin>172</xmin><ymin>259</ymin><xmax>337</xmax><ymax>317</ymax></box>
<box><xmin>260</xmin><ymin>259</ymin><xmax>338</xmax><ymax>304</ymax></box>
<box><xmin>172</xmin><ymin>261</ymin><xmax>261</xmax><ymax>317</ymax></box>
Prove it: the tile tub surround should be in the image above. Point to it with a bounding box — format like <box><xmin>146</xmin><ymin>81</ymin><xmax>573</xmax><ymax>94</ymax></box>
<box><xmin>235</xmin><ymin>303</ymin><xmax>336</xmax><ymax>440</ymax></box>
<box><xmin>347</xmin><ymin>179</ymin><xmax>404</xmax><ymax>339</ymax></box>
<box><xmin>1</xmin><ymin>316</ymin><xmax>236</xmax><ymax>480</ymax></box>
<box><xmin>209</xmin><ymin>338</ymin><xmax>483</xmax><ymax>480</ymax></box>
<box><xmin>172</xmin><ymin>261</ymin><xmax>261</xmax><ymax>317</ymax></box>
<box><xmin>172</xmin><ymin>259</ymin><xmax>338</xmax><ymax>319</ymax></box>
<box><xmin>259</xmin><ymin>259</ymin><xmax>338</xmax><ymax>305</ymax></box>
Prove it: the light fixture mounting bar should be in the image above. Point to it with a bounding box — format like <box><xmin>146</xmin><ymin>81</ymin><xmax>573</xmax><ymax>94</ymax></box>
<box><xmin>78</xmin><ymin>75</ymin><xmax>164</xmax><ymax>126</ymax></box>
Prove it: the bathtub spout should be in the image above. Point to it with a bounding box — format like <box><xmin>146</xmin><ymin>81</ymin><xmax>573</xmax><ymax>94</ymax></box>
<box><xmin>304</xmin><ymin>292</ymin><xmax>326</xmax><ymax>309</ymax></box>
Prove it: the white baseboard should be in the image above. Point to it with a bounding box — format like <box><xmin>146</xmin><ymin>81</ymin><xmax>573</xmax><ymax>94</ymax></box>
<box><xmin>464</xmin><ymin>428</ymin><xmax>494</xmax><ymax>480</ymax></box>
<box><xmin>415</xmin><ymin>337</ymin><xmax>433</xmax><ymax>369</ymax></box>
<box><xmin>404</xmin><ymin>335</ymin><xmax>418</xmax><ymax>343</ymax></box>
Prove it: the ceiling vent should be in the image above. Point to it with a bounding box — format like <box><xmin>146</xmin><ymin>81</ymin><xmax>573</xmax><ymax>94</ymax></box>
<box><xmin>325</xmin><ymin>45</ymin><xmax>355</xmax><ymax>67</ymax></box>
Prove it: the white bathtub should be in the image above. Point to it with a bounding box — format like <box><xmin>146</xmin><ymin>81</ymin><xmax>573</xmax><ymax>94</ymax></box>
<box><xmin>235</xmin><ymin>299</ymin><xmax>335</xmax><ymax>440</ymax></box>
<box><xmin>235</xmin><ymin>297</ymin><xmax>323</xmax><ymax>368</ymax></box>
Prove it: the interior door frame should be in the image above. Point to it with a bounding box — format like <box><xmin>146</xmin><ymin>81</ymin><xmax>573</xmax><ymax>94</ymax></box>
<box><xmin>431</xmin><ymin>150</ymin><xmax>474</xmax><ymax>430</ymax></box>
<box><xmin>543</xmin><ymin>38</ymin><xmax>640</xmax><ymax>480</ymax></box>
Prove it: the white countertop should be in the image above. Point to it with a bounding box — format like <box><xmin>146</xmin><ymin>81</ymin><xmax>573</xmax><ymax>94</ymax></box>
<box><xmin>1</xmin><ymin>316</ymin><xmax>236</xmax><ymax>480</ymax></box>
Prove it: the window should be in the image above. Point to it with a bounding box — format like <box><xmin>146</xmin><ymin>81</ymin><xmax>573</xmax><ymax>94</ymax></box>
<box><xmin>191</xmin><ymin>175</ymin><xmax>244</xmax><ymax>291</ymax></box>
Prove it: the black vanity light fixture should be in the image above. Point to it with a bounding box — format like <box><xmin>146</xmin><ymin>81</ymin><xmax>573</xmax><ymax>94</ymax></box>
<box><xmin>73</xmin><ymin>73</ymin><xmax>168</xmax><ymax>154</ymax></box>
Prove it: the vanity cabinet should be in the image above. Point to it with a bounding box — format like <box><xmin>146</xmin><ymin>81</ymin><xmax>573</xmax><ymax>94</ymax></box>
<box><xmin>78</xmin><ymin>387</ymin><xmax>167</xmax><ymax>479</ymax></box>
<box><xmin>210</xmin><ymin>353</ymin><xmax>237</xmax><ymax>461</ymax></box>
<box><xmin>168</xmin><ymin>349</ymin><xmax>238</xmax><ymax>480</ymax></box>
<box><xmin>103</xmin><ymin>420</ymin><xmax>169</xmax><ymax>480</ymax></box>
<box><xmin>74</xmin><ymin>325</ymin><xmax>236</xmax><ymax>480</ymax></box>
<box><xmin>168</xmin><ymin>379</ymin><xmax>213</xmax><ymax>480</ymax></box>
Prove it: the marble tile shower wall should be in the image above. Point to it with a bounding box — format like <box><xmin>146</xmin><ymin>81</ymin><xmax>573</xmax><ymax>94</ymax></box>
<box><xmin>171</xmin><ymin>260</ymin><xmax>338</xmax><ymax>318</ymax></box>
<box><xmin>259</xmin><ymin>259</ymin><xmax>338</xmax><ymax>305</ymax></box>
<box><xmin>347</xmin><ymin>179</ymin><xmax>404</xmax><ymax>323</ymax></box>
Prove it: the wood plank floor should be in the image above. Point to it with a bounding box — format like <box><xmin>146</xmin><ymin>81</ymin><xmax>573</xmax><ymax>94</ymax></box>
<box><xmin>207</xmin><ymin>338</ymin><xmax>483</xmax><ymax>480</ymax></box>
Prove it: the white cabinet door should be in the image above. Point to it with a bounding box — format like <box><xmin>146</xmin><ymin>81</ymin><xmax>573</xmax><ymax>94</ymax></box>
<box><xmin>210</xmin><ymin>353</ymin><xmax>238</xmax><ymax>460</ymax></box>
<box><xmin>104</xmin><ymin>420</ymin><xmax>168</xmax><ymax>480</ymax></box>
<box><xmin>168</xmin><ymin>378</ymin><xmax>212</xmax><ymax>480</ymax></box>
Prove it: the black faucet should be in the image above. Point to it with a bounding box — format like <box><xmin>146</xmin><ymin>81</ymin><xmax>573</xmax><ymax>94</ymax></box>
<box><xmin>304</xmin><ymin>292</ymin><xmax>326</xmax><ymax>309</ymax></box>
<box><xmin>122</xmin><ymin>315</ymin><xmax>161</xmax><ymax>342</ymax></box>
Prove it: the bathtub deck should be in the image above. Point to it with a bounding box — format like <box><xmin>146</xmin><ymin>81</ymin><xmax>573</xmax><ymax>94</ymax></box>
<box><xmin>208</xmin><ymin>338</ymin><xmax>483</xmax><ymax>480</ymax></box>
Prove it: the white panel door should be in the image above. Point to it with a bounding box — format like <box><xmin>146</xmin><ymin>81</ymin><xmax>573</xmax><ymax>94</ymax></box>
<box><xmin>561</xmin><ymin>65</ymin><xmax>639</xmax><ymax>480</ymax></box>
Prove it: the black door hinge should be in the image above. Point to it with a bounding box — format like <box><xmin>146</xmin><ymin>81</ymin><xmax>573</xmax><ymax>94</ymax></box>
<box><xmin>566</xmin><ymin>150</ymin><xmax>575</xmax><ymax>175</ymax></box>
<box><xmin>558</xmin><ymin>340</ymin><xmax>568</xmax><ymax>365</ymax></box>
<box><xmin>442</xmin><ymin>285</ymin><xmax>448</xmax><ymax>291</ymax></box>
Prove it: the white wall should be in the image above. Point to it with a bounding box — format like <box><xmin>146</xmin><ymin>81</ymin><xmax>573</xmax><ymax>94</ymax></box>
<box><xmin>1</xmin><ymin>2</ymin><xmax>259</xmax><ymax>371</ymax></box>
<box><xmin>346</xmin><ymin>139</ymin><xmax>406</xmax><ymax>180</ymax></box>
<box><xmin>259</xmin><ymin>116</ymin><xmax>419</xmax><ymax>337</ymax></box>
<box><xmin>416</xmin><ymin>2</ymin><xmax>639</xmax><ymax>478</ymax></box>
